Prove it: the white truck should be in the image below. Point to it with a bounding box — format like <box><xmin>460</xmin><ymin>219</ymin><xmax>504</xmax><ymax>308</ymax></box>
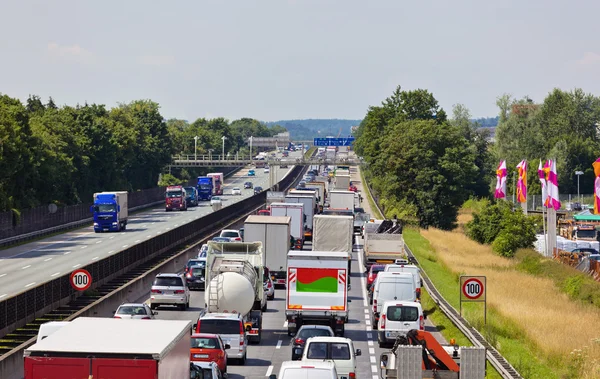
<box><xmin>204</xmin><ymin>241</ymin><xmax>265</xmax><ymax>343</ymax></box>
<box><xmin>24</xmin><ymin>317</ymin><xmax>191</xmax><ymax>379</ymax></box>
<box><xmin>266</xmin><ymin>191</ymin><xmax>286</xmax><ymax>209</ymax></box>
<box><xmin>286</xmin><ymin>194</ymin><xmax>316</xmax><ymax>242</ymax></box>
<box><xmin>363</xmin><ymin>219</ymin><xmax>405</xmax><ymax>267</ymax></box>
<box><xmin>326</xmin><ymin>147</ymin><xmax>336</xmax><ymax>160</ymax></box>
<box><xmin>270</xmin><ymin>202</ymin><xmax>305</xmax><ymax>249</ymax></box>
<box><xmin>329</xmin><ymin>190</ymin><xmax>355</xmax><ymax>211</ymax></box>
<box><xmin>285</xmin><ymin>251</ymin><xmax>350</xmax><ymax>337</ymax></box>
<box><xmin>244</xmin><ymin>215</ymin><xmax>291</xmax><ymax>288</ymax></box>
<box><xmin>92</xmin><ymin>191</ymin><xmax>128</xmax><ymax>232</ymax></box>
<box><xmin>305</xmin><ymin>182</ymin><xmax>326</xmax><ymax>210</ymax></box>
<box><xmin>334</xmin><ymin>174</ymin><xmax>351</xmax><ymax>190</ymax></box>
<box><xmin>312</xmin><ymin>215</ymin><xmax>354</xmax><ymax>290</ymax></box>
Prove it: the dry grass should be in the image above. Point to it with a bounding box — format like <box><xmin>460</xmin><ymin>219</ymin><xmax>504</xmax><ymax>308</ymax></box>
<box><xmin>421</xmin><ymin>228</ymin><xmax>600</xmax><ymax>361</ymax></box>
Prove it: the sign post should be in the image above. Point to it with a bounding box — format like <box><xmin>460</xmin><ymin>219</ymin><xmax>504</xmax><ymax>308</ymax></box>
<box><xmin>70</xmin><ymin>269</ymin><xmax>92</xmax><ymax>292</ymax></box>
<box><xmin>459</xmin><ymin>275</ymin><xmax>486</xmax><ymax>324</ymax></box>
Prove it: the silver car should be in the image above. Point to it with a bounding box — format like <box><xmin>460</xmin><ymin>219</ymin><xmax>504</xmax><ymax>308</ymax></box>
<box><xmin>150</xmin><ymin>273</ymin><xmax>190</xmax><ymax>310</ymax></box>
<box><xmin>264</xmin><ymin>276</ymin><xmax>275</xmax><ymax>301</ymax></box>
<box><xmin>113</xmin><ymin>303</ymin><xmax>157</xmax><ymax>320</ymax></box>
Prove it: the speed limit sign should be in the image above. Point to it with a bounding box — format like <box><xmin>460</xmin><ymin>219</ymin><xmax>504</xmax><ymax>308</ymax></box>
<box><xmin>70</xmin><ymin>269</ymin><xmax>92</xmax><ymax>291</ymax></box>
<box><xmin>460</xmin><ymin>275</ymin><xmax>487</xmax><ymax>323</ymax></box>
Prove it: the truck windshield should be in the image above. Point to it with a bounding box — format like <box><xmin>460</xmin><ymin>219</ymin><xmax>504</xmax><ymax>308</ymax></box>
<box><xmin>95</xmin><ymin>204</ymin><xmax>116</xmax><ymax>212</ymax></box>
<box><xmin>198</xmin><ymin>184</ymin><xmax>211</xmax><ymax>190</ymax></box>
<box><xmin>166</xmin><ymin>190</ymin><xmax>183</xmax><ymax>198</ymax></box>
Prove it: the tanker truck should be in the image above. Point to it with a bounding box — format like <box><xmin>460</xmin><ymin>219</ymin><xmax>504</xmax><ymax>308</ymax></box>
<box><xmin>203</xmin><ymin>241</ymin><xmax>266</xmax><ymax>343</ymax></box>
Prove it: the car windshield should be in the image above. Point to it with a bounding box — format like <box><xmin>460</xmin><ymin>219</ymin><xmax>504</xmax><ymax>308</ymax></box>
<box><xmin>212</xmin><ymin>197</ymin><xmax>220</xmax><ymax>201</ymax></box>
<box><xmin>154</xmin><ymin>277</ymin><xmax>183</xmax><ymax>287</ymax></box>
<box><xmin>187</xmin><ymin>260</ymin><xmax>202</xmax><ymax>268</ymax></box>
<box><xmin>233</xmin><ymin>188</ymin><xmax>240</xmax><ymax>191</ymax></box>
<box><xmin>95</xmin><ymin>204</ymin><xmax>116</xmax><ymax>212</ymax></box>
<box><xmin>166</xmin><ymin>190</ymin><xmax>183</xmax><ymax>198</ymax></box>
<box><xmin>298</xmin><ymin>328</ymin><xmax>333</xmax><ymax>340</ymax></box>
<box><xmin>372</xmin><ymin>266</ymin><xmax>385</xmax><ymax>274</ymax></box>
<box><xmin>191</xmin><ymin>337</ymin><xmax>219</xmax><ymax>349</ymax></box>
<box><xmin>198</xmin><ymin>319</ymin><xmax>241</xmax><ymax>334</ymax></box>
<box><xmin>387</xmin><ymin>306</ymin><xmax>419</xmax><ymax>322</ymax></box>
<box><xmin>221</xmin><ymin>231</ymin><xmax>239</xmax><ymax>237</ymax></box>
<box><xmin>198</xmin><ymin>251</ymin><xmax>207</xmax><ymax>258</ymax></box>
<box><xmin>576</xmin><ymin>230</ymin><xmax>596</xmax><ymax>239</ymax></box>
<box><xmin>117</xmin><ymin>306</ymin><xmax>147</xmax><ymax>315</ymax></box>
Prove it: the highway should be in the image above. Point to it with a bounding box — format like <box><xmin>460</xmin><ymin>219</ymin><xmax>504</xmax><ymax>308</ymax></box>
<box><xmin>0</xmin><ymin>152</ymin><xmax>299</xmax><ymax>301</ymax></box>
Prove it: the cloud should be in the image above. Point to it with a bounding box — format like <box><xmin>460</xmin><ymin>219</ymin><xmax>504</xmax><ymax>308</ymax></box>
<box><xmin>138</xmin><ymin>55</ymin><xmax>176</xmax><ymax>66</ymax></box>
<box><xmin>576</xmin><ymin>52</ymin><xmax>600</xmax><ymax>66</ymax></box>
<box><xmin>47</xmin><ymin>42</ymin><xmax>94</xmax><ymax>63</ymax></box>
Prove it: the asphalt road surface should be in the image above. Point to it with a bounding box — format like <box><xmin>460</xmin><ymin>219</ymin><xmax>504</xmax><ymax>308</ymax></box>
<box><xmin>0</xmin><ymin>151</ymin><xmax>298</xmax><ymax>301</ymax></box>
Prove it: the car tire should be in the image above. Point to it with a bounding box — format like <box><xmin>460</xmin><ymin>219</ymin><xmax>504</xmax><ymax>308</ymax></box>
<box><xmin>267</xmin><ymin>294</ymin><xmax>274</xmax><ymax>301</ymax></box>
<box><xmin>240</xmin><ymin>354</ymin><xmax>247</xmax><ymax>365</ymax></box>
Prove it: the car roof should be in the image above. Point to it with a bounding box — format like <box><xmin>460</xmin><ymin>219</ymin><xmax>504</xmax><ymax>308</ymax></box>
<box><xmin>280</xmin><ymin>360</ymin><xmax>336</xmax><ymax>369</ymax></box>
<box><xmin>381</xmin><ymin>300</ymin><xmax>422</xmax><ymax>308</ymax></box>
<box><xmin>155</xmin><ymin>273</ymin><xmax>182</xmax><ymax>278</ymax></box>
<box><xmin>221</xmin><ymin>229</ymin><xmax>239</xmax><ymax>233</ymax></box>
<box><xmin>191</xmin><ymin>333</ymin><xmax>220</xmax><ymax>338</ymax></box>
<box><xmin>305</xmin><ymin>336</ymin><xmax>352</xmax><ymax>343</ymax></box>
<box><xmin>298</xmin><ymin>325</ymin><xmax>333</xmax><ymax>331</ymax></box>
<box><xmin>118</xmin><ymin>303</ymin><xmax>147</xmax><ymax>307</ymax></box>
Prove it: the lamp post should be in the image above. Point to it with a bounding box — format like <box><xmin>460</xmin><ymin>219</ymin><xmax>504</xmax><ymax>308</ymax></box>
<box><xmin>575</xmin><ymin>170</ymin><xmax>584</xmax><ymax>204</ymax></box>
<box><xmin>221</xmin><ymin>136</ymin><xmax>227</xmax><ymax>161</ymax></box>
<box><xmin>193</xmin><ymin>136</ymin><xmax>199</xmax><ymax>161</ymax></box>
<box><xmin>249</xmin><ymin>136</ymin><xmax>253</xmax><ymax>161</ymax></box>
<box><xmin>208</xmin><ymin>149</ymin><xmax>214</xmax><ymax>160</ymax></box>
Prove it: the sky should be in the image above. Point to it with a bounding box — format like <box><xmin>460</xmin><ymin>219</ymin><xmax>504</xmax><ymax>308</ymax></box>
<box><xmin>1</xmin><ymin>0</ymin><xmax>599</xmax><ymax>122</ymax></box>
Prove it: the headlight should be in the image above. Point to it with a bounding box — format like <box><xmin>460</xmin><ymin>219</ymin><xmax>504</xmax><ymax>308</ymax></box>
<box><xmin>112</xmin><ymin>222</ymin><xmax>118</xmax><ymax>225</ymax></box>
<box><xmin>93</xmin><ymin>223</ymin><xmax>98</xmax><ymax>226</ymax></box>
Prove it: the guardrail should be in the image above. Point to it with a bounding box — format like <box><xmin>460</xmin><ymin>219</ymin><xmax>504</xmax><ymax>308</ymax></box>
<box><xmin>0</xmin><ymin>167</ymin><xmax>242</xmax><ymax>248</ymax></box>
<box><xmin>361</xmin><ymin>170</ymin><xmax>522</xmax><ymax>379</ymax></box>
<box><xmin>0</xmin><ymin>165</ymin><xmax>304</xmax><ymax>339</ymax></box>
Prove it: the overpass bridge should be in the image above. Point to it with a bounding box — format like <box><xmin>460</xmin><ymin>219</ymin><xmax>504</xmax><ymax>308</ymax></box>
<box><xmin>168</xmin><ymin>154</ymin><xmax>362</xmax><ymax>168</ymax></box>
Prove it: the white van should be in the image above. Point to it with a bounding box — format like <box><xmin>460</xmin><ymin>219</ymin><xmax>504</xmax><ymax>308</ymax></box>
<box><xmin>301</xmin><ymin>336</ymin><xmax>361</xmax><ymax>379</ymax></box>
<box><xmin>384</xmin><ymin>264</ymin><xmax>422</xmax><ymax>299</ymax></box>
<box><xmin>37</xmin><ymin>321</ymin><xmax>70</xmax><ymax>343</ymax></box>
<box><xmin>196</xmin><ymin>313</ymin><xmax>248</xmax><ymax>364</ymax></box>
<box><xmin>377</xmin><ymin>301</ymin><xmax>425</xmax><ymax>347</ymax></box>
<box><xmin>372</xmin><ymin>272</ymin><xmax>416</xmax><ymax>329</ymax></box>
<box><xmin>272</xmin><ymin>360</ymin><xmax>337</xmax><ymax>379</ymax></box>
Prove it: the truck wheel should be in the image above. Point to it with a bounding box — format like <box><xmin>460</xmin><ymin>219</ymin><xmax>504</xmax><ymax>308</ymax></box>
<box><xmin>240</xmin><ymin>354</ymin><xmax>247</xmax><ymax>365</ymax></box>
<box><xmin>121</xmin><ymin>223</ymin><xmax>126</xmax><ymax>231</ymax></box>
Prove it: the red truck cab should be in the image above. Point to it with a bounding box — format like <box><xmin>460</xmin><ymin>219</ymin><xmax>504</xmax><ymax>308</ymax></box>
<box><xmin>166</xmin><ymin>185</ymin><xmax>188</xmax><ymax>212</ymax></box>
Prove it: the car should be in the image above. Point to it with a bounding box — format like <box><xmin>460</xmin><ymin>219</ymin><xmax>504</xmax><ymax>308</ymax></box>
<box><xmin>572</xmin><ymin>248</ymin><xmax>600</xmax><ymax>255</ymax></box>
<box><xmin>185</xmin><ymin>258</ymin><xmax>206</xmax><ymax>275</ymax></box>
<box><xmin>220</xmin><ymin>229</ymin><xmax>242</xmax><ymax>241</ymax></box>
<box><xmin>186</xmin><ymin>264</ymin><xmax>207</xmax><ymax>290</ymax></box>
<box><xmin>281</xmin><ymin>164</ymin><xmax>288</xmax><ymax>168</ymax></box>
<box><xmin>113</xmin><ymin>303</ymin><xmax>156</xmax><ymax>320</ymax></box>
<box><xmin>191</xmin><ymin>361</ymin><xmax>223</xmax><ymax>379</ymax></box>
<box><xmin>150</xmin><ymin>273</ymin><xmax>190</xmax><ymax>310</ymax></box>
<box><xmin>232</xmin><ymin>187</ymin><xmax>242</xmax><ymax>196</ymax></box>
<box><xmin>291</xmin><ymin>325</ymin><xmax>335</xmax><ymax>360</ymax></box>
<box><xmin>264</xmin><ymin>167</ymin><xmax>270</xmax><ymax>173</ymax></box>
<box><xmin>190</xmin><ymin>333</ymin><xmax>229</xmax><ymax>374</ymax></box>
<box><xmin>377</xmin><ymin>300</ymin><xmax>425</xmax><ymax>347</ymax></box>
<box><xmin>198</xmin><ymin>244</ymin><xmax>208</xmax><ymax>258</ymax></box>
<box><xmin>367</xmin><ymin>264</ymin><xmax>386</xmax><ymax>291</ymax></box>
<box><xmin>254</xmin><ymin>186</ymin><xmax>263</xmax><ymax>195</ymax></box>
<box><xmin>248</xmin><ymin>169</ymin><xmax>255</xmax><ymax>176</ymax></box>
<box><xmin>257</xmin><ymin>209</ymin><xmax>270</xmax><ymax>216</ymax></box>
<box><xmin>300</xmin><ymin>336</ymin><xmax>361</xmax><ymax>378</ymax></box>
<box><xmin>264</xmin><ymin>275</ymin><xmax>275</xmax><ymax>301</ymax></box>
<box><xmin>244</xmin><ymin>181</ymin><xmax>253</xmax><ymax>189</ymax></box>
<box><xmin>212</xmin><ymin>236</ymin><xmax>232</xmax><ymax>242</ymax></box>
<box><xmin>589</xmin><ymin>254</ymin><xmax>600</xmax><ymax>261</ymax></box>
<box><xmin>275</xmin><ymin>361</ymin><xmax>337</xmax><ymax>379</ymax></box>
<box><xmin>210</xmin><ymin>196</ymin><xmax>222</xmax><ymax>206</ymax></box>
<box><xmin>297</xmin><ymin>181</ymin><xmax>306</xmax><ymax>188</ymax></box>
<box><xmin>196</xmin><ymin>313</ymin><xmax>248</xmax><ymax>364</ymax></box>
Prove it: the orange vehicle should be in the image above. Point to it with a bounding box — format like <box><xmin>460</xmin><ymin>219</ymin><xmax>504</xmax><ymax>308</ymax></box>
<box><xmin>190</xmin><ymin>333</ymin><xmax>229</xmax><ymax>374</ymax></box>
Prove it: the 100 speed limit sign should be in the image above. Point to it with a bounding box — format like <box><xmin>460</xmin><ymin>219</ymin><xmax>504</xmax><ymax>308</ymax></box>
<box><xmin>70</xmin><ymin>269</ymin><xmax>92</xmax><ymax>291</ymax></box>
<box><xmin>460</xmin><ymin>276</ymin><xmax>486</xmax><ymax>301</ymax></box>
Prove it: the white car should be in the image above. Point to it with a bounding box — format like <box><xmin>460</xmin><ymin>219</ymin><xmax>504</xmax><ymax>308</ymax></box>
<box><xmin>150</xmin><ymin>273</ymin><xmax>190</xmax><ymax>310</ymax></box>
<box><xmin>210</xmin><ymin>196</ymin><xmax>222</xmax><ymax>206</ymax></box>
<box><xmin>377</xmin><ymin>300</ymin><xmax>425</xmax><ymax>347</ymax></box>
<box><xmin>264</xmin><ymin>167</ymin><xmax>270</xmax><ymax>173</ymax></box>
<box><xmin>113</xmin><ymin>303</ymin><xmax>157</xmax><ymax>320</ymax></box>
<box><xmin>301</xmin><ymin>336</ymin><xmax>361</xmax><ymax>378</ymax></box>
<box><xmin>232</xmin><ymin>187</ymin><xmax>242</xmax><ymax>195</ymax></box>
<box><xmin>276</xmin><ymin>361</ymin><xmax>337</xmax><ymax>379</ymax></box>
<box><xmin>220</xmin><ymin>229</ymin><xmax>242</xmax><ymax>242</ymax></box>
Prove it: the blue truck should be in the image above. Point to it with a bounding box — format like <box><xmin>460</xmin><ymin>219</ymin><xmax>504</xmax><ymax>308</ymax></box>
<box><xmin>184</xmin><ymin>186</ymin><xmax>199</xmax><ymax>206</ymax></box>
<box><xmin>91</xmin><ymin>191</ymin><xmax>128</xmax><ymax>232</ymax></box>
<box><xmin>196</xmin><ymin>176</ymin><xmax>213</xmax><ymax>201</ymax></box>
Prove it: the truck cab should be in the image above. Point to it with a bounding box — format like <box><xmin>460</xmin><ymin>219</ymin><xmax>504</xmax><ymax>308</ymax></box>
<box><xmin>91</xmin><ymin>191</ymin><xmax>128</xmax><ymax>232</ymax></box>
<box><xmin>184</xmin><ymin>186</ymin><xmax>199</xmax><ymax>207</ymax></box>
<box><xmin>165</xmin><ymin>186</ymin><xmax>188</xmax><ymax>211</ymax></box>
<box><xmin>197</xmin><ymin>176</ymin><xmax>214</xmax><ymax>201</ymax></box>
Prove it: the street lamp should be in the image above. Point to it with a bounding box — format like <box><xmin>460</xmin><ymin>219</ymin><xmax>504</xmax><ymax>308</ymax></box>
<box><xmin>249</xmin><ymin>136</ymin><xmax>253</xmax><ymax>161</ymax></box>
<box><xmin>193</xmin><ymin>136</ymin><xmax>199</xmax><ymax>161</ymax></box>
<box><xmin>575</xmin><ymin>170</ymin><xmax>584</xmax><ymax>204</ymax></box>
<box><xmin>208</xmin><ymin>149</ymin><xmax>214</xmax><ymax>160</ymax></box>
<box><xmin>221</xmin><ymin>136</ymin><xmax>227</xmax><ymax>161</ymax></box>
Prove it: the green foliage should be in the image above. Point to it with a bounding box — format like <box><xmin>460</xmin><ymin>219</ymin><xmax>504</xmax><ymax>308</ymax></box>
<box><xmin>158</xmin><ymin>174</ymin><xmax>183</xmax><ymax>187</ymax></box>
<box><xmin>462</xmin><ymin>197</ymin><xmax>490</xmax><ymax>213</ymax></box>
<box><xmin>466</xmin><ymin>201</ymin><xmax>537</xmax><ymax>257</ymax></box>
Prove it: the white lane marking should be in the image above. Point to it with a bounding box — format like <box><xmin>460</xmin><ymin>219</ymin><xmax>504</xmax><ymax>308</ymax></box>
<box><xmin>368</xmin><ymin>340</ymin><xmax>374</xmax><ymax>346</ymax></box>
<box><xmin>64</xmin><ymin>251</ymin><xmax>71</xmax><ymax>255</ymax></box>
<box><xmin>365</xmin><ymin>319</ymin><xmax>371</xmax><ymax>325</ymax></box>
<box><xmin>283</xmin><ymin>320</ymin><xmax>288</xmax><ymax>328</ymax></box>
<box><xmin>367</xmin><ymin>333</ymin><xmax>373</xmax><ymax>339</ymax></box>
<box><xmin>357</xmin><ymin>235</ymin><xmax>369</xmax><ymax>307</ymax></box>
<box><xmin>80</xmin><ymin>246</ymin><xmax>87</xmax><ymax>249</ymax></box>
<box><xmin>373</xmin><ymin>376</ymin><xmax>379</xmax><ymax>379</ymax></box>
<box><xmin>22</xmin><ymin>265</ymin><xmax>31</xmax><ymax>270</ymax></box>
<box><xmin>265</xmin><ymin>366</ymin><xmax>273</xmax><ymax>377</ymax></box>
<box><xmin>109</xmin><ymin>236</ymin><xmax>114</xmax><ymax>239</ymax></box>
<box><xmin>369</xmin><ymin>348</ymin><xmax>375</xmax><ymax>355</ymax></box>
<box><xmin>25</xmin><ymin>282</ymin><xmax>36</xmax><ymax>288</ymax></box>
<box><xmin>1</xmin><ymin>231</ymin><xmax>95</xmax><ymax>259</ymax></box>
<box><xmin>122</xmin><ymin>245</ymin><xmax>129</xmax><ymax>248</ymax></box>
<box><xmin>0</xmin><ymin>294</ymin><xmax>6</xmax><ymax>299</ymax></box>
<box><xmin>0</xmin><ymin>274</ymin><xmax>6</xmax><ymax>278</ymax></box>
<box><xmin>141</xmin><ymin>225</ymin><xmax>147</xmax><ymax>228</ymax></box>
<box><xmin>51</xmin><ymin>272</ymin><xmax>61</xmax><ymax>277</ymax></box>
<box><xmin>151</xmin><ymin>223</ymin><xmax>155</xmax><ymax>225</ymax></box>
<box><xmin>371</xmin><ymin>365</ymin><xmax>377</xmax><ymax>373</ymax></box>
<box><xmin>365</xmin><ymin>314</ymin><xmax>370</xmax><ymax>320</ymax></box>
<box><xmin>92</xmin><ymin>256</ymin><xmax>99</xmax><ymax>261</ymax></box>
<box><xmin>96</xmin><ymin>241</ymin><xmax>102</xmax><ymax>244</ymax></box>
<box><xmin>120</xmin><ymin>233</ymin><xmax>126</xmax><ymax>235</ymax></box>
<box><xmin>276</xmin><ymin>340</ymin><xmax>282</xmax><ymax>349</ymax></box>
<box><xmin>370</xmin><ymin>356</ymin><xmax>376</xmax><ymax>363</ymax></box>
<box><xmin>72</xmin><ymin>264</ymin><xmax>81</xmax><ymax>268</ymax></box>
<box><xmin>364</xmin><ymin>309</ymin><xmax>369</xmax><ymax>313</ymax></box>
<box><xmin>107</xmin><ymin>250</ymin><xmax>115</xmax><ymax>255</ymax></box>
<box><xmin>44</xmin><ymin>258</ymin><xmax>53</xmax><ymax>262</ymax></box>
<box><xmin>175</xmin><ymin>224</ymin><xmax>179</xmax><ymax>227</ymax></box>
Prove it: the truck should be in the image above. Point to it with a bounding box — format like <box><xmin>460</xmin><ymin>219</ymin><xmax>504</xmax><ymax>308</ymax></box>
<box><xmin>334</xmin><ymin>174</ymin><xmax>351</xmax><ymax>190</ymax></box>
<box><xmin>329</xmin><ymin>190</ymin><xmax>355</xmax><ymax>211</ymax></box>
<box><xmin>24</xmin><ymin>317</ymin><xmax>191</xmax><ymax>379</ymax></box>
<box><xmin>244</xmin><ymin>215</ymin><xmax>291</xmax><ymax>287</ymax></box>
<box><xmin>91</xmin><ymin>191</ymin><xmax>128</xmax><ymax>232</ymax></box>
<box><xmin>184</xmin><ymin>186</ymin><xmax>199</xmax><ymax>206</ymax></box>
<box><xmin>305</xmin><ymin>182</ymin><xmax>326</xmax><ymax>211</ymax></box>
<box><xmin>271</xmin><ymin>202</ymin><xmax>305</xmax><ymax>249</ymax></box>
<box><xmin>285</xmin><ymin>251</ymin><xmax>350</xmax><ymax>337</ymax></box>
<box><xmin>313</xmin><ymin>215</ymin><xmax>354</xmax><ymax>288</ymax></box>
<box><xmin>286</xmin><ymin>194</ymin><xmax>316</xmax><ymax>242</ymax></box>
<box><xmin>196</xmin><ymin>176</ymin><xmax>213</xmax><ymax>201</ymax></box>
<box><xmin>363</xmin><ymin>219</ymin><xmax>405</xmax><ymax>267</ymax></box>
<box><xmin>165</xmin><ymin>185</ymin><xmax>188</xmax><ymax>211</ymax></box>
<box><xmin>204</xmin><ymin>241</ymin><xmax>265</xmax><ymax>342</ymax></box>
<box><xmin>207</xmin><ymin>172</ymin><xmax>224</xmax><ymax>195</ymax></box>
<box><xmin>266</xmin><ymin>191</ymin><xmax>286</xmax><ymax>209</ymax></box>
<box><xmin>326</xmin><ymin>147</ymin><xmax>336</xmax><ymax>160</ymax></box>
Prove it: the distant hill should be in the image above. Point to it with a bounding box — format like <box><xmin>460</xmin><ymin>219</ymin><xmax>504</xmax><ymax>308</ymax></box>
<box><xmin>265</xmin><ymin>119</ymin><xmax>362</xmax><ymax>140</ymax></box>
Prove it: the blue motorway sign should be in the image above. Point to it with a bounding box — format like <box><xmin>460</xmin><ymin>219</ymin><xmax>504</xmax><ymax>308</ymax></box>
<box><xmin>313</xmin><ymin>137</ymin><xmax>355</xmax><ymax>147</ymax></box>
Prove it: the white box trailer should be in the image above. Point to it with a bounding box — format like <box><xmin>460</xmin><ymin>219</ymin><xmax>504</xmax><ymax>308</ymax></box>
<box><xmin>266</xmin><ymin>191</ymin><xmax>286</xmax><ymax>208</ymax></box>
<box><xmin>270</xmin><ymin>202</ymin><xmax>305</xmax><ymax>248</ymax></box>
<box><xmin>285</xmin><ymin>194</ymin><xmax>316</xmax><ymax>241</ymax></box>
<box><xmin>244</xmin><ymin>215</ymin><xmax>291</xmax><ymax>287</ymax></box>
<box><xmin>334</xmin><ymin>174</ymin><xmax>350</xmax><ymax>190</ymax></box>
<box><xmin>305</xmin><ymin>182</ymin><xmax>326</xmax><ymax>209</ymax></box>
<box><xmin>329</xmin><ymin>190</ymin><xmax>355</xmax><ymax>211</ymax></box>
<box><xmin>285</xmin><ymin>251</ymin><xmax>349</xmax><ymax>337</ymax></box>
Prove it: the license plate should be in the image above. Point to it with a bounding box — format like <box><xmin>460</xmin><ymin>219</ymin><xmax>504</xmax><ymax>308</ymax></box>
<box><xmin>386</xmin><ymin>331</ymin><xmax>399</xmax><ymax>338</ymax></box>
<box><xmin>163</xmin><ymin>290</ymin><xmax>173</xmax><ymax>295</ymax></box>
<box><xmin>288</xmin><ymin>322</ymin><xmax>296</xmax><ymax>328</ymax></box>
<box><xmin>277</xmin><ymin>279</ymin><xmax>286</xmax><ymax>284</ymax></box>
<box><xmin>195</xmin><ymin>354</ymin><xmax>209</xmax><ymax>358</ymax></box>
<box><xmin>294</xmin><ymin>348</ymin><xmax>302</xmax><ymax>354</ymax></box>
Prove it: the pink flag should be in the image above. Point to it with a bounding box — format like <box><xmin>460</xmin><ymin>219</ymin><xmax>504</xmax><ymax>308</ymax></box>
<box><xmin>544</xmin><ymin>160</ymin><xmax>561</xmax><ymax>210</ymax></box>
<box><xmin>516</xmin><ymin>160</ymin><xmax>527</xmax><ymax>203</ymax></box>
<box><xmin>538</xmin><ymin>160</ymin><xmax>547</xmax><ymax>201</ymax></box>
<box><xmin>494</xmin><ymin>160</ymin><xmax>507</xmax><ymax>199</ymax></box>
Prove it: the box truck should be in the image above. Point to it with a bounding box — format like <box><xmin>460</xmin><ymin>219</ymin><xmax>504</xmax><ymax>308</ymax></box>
<box><xmin>285</xmin><ymin>194</ymin><xmax>316</xmax><ymax>242</ymax></box>
<box><xmin>271</xmin><ymin>203</ymin><xmax>304</xmax><ymax>249</ymax></box>
<box><xmin>329</xmin><ymin>190</ymin><xmax>355</xmax><ymax>211</ymax></box>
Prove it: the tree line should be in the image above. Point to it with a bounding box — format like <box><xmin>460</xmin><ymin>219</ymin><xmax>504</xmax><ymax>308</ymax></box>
<box><xmin>0</xmin><ymin>94</ymin><xmax>284</xmax><ymax>212</ymax></box>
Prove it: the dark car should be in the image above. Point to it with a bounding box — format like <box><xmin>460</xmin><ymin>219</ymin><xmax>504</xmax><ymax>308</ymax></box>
<box><xmin>291</xmin><ymin>325</ymin><xmax>335</xmax><ymax>360</ymax></box>
<box><xmin>254</xmin><ymin>186</ymin><xmax>263</xmax><ymax>195</ymax></box>
<box><xmin>244</xmin><ymin>181</ymin><xmax>253</xmax><ymax>189</ymax></box>
<box><xmin>572</xmin><ymin>248</ymin><xmax>600</xmax><ymax>255</ymax></box>
<box><xmin>185</xmin><ymin>258</ymin><xmax>205</xmax><ymax>275</ymax></box>
<box><xmin>186</xmin><ymin>264</ymin><xmax>206</xmax><ymax>290</ymax></box>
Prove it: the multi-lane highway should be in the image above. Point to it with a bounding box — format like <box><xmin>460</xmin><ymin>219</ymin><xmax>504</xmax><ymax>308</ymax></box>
<box><xmin>0</xmin><ymin>153</ymin><xmax>298</xmax><ymax>301</ymax></box>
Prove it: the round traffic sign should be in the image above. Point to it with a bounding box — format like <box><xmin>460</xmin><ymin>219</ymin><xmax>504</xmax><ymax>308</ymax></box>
<box><xmin>70</xmin><ymin>269</ymin><xmax>92</xmax><ymax>291</ymax></box>
<box><xmin>462</xmin><ymin>278</ymin><xmax>484</xmax><ymax>300</ymax></box>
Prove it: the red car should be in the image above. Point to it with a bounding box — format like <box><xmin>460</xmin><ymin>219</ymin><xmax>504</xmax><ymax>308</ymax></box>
<box><xmin>348</xmin><ymin>185</ymin><xmax>358</xmax><ymax>192</ymax></box>
<box><xmin>367</xmin><ymin>264</ymin><xmax>386</xmax><ymax>290</ymax></box>
<box><xmin>190</xmin><ymin>333</ymin><xmax>229</xmax><ymax>374</ymax></box>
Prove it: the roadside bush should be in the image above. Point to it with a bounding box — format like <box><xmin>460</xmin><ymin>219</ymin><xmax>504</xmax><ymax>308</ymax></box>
<box><xmin>466</xmin><ymin>200</ymin><xmax>537</xmax><ymax>257</ymax></box>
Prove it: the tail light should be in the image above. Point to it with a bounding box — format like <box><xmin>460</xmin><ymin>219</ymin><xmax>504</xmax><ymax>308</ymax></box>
<box><xmin>141</xmin><ymin>317</ymin><xmax>151</xmax><ymax>320</ymax></box>
<box><xmin>373</xmin><ymin>299</ymin><xmax>377</xmax><ymax>314</ymax></box>
<box><xmin>151</xmin><ymin>289</ymin><xmax>162</xmax><ymax>294</ymax></box>
<box><xmin>186</xmin><ymin>273</ymin><xmax>192</xmax><ymax>278</ymax></box>
<box><xmin>416</xmin><ymin>287</ymin><xmax>421</xmax><ymax>298</ymax></box>
<box><xmin>380</xmin><ymin>314</ymin><xmax>386</xmax><ymax>329</ymax></box>
<box><xmin>267</xmin><ymin>280</ymin><xmax>272</xmax><ymax>289</ymax></box>
<box><xmin>419</xmin><ymin>315</ymin><xmax>425</xmax><ymax>330</ymax></box>
<box><xmin>174</xmin><ymin>290</ymin><xmax>185</xmax><ymax>294</ymax></box>
<box><xmin>113</xmin><ymin>316</ymin><xmax>121</xmax><ymax>319</ymax></box>
<box><xmin>294</xmin><ymin>338</ymin><xmax>304</xmax><ymax>345</ymax></box>
<box><xmin>234</xmin><ymin>237</ymin><xmax>242</xmax><ymax>241</ymax></box>
<box><xmin>196</xmin><ymin>320</ymin><xmax>201</xmax><ymax>333</ymax></box>
<box><xmin>349</xmin><ymin>373</ymin><xmax>356</xmax><ymax>378</ymax></box>
<box><xmin>368</xmin><ymin>272</ymin><xmax>373</xmax><ymax>282</ymax></box>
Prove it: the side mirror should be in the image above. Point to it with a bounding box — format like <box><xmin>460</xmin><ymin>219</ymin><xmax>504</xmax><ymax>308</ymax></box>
<box><xmin>355</xmin><ymin>349</ymin><xmax>362</xmax><ymax>356</ymax></box>
<box><xmin>347</xmin><ymin>299</ymin><xmax>352</xmax><ymax>302</ymax></box>
<box><xmin>224</xmin><ymin>344</ymin><xmax>231</xmax><ymax>350</ymax></box>
<box><xmin>245</xmin><ymin>325</ymin><xmax>252</xmax><ymax>332</ymax></box>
